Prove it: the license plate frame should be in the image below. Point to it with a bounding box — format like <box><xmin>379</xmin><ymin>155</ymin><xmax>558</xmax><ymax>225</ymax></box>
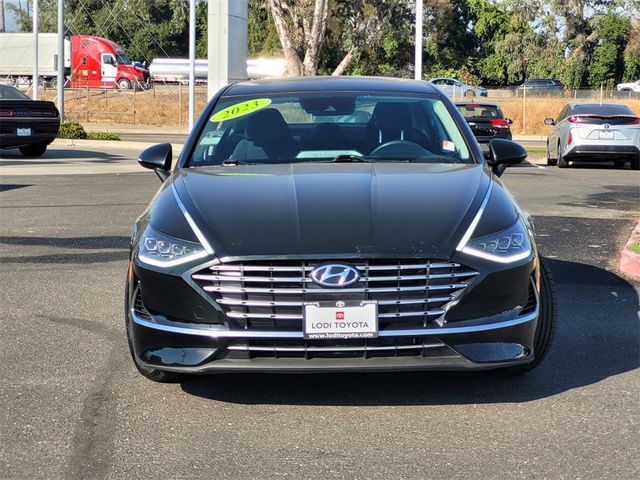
<box><xmin>17</xmin><ymin>128</ymin><xmax>32</xmax><ymax>137</ymax></box>
<box><xmin>598</xmin><ymin>130</ymin><xmax>614</xmax><ymax>140</ymax></box>
<box><xmin>303</xmin><ymin>301</ymin><xmax>378</xmax><ymax>339</ymax></box>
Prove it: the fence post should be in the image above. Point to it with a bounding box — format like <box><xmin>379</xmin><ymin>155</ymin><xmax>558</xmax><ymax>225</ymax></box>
<box><xmin>179</xmin><ymin>83</ymin><xmax>183</xmax><ymax>127</ymax></box>
<box><xmin>600</xmin><ymin>83</ymin><xmax>603</xmax><ymax>105</ymax></box>
<box><xmin>521</xmin><ymin>86</ymin><xmax>526</xmax><ymax>134</ymax></box>
<box><xmin>133</xmin><ymin>88</ymin><xmax>136</xmax><ymax>125</ymax></box>
<box><xmin>85</xmin><ymin>86</ymin><xmax>89</xmax><ymax>122</ymax></box>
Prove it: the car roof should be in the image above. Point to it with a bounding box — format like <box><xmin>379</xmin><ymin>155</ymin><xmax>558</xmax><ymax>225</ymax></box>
<box><xmin>225</xmin><ymin>76</ymin><xmax>441</xmax><ymax>96</ymax></box>
<box><xmin>454</xmin><ymin>101</ymin><xmax>499</xmax><ymax>108</ymax></box>
<box><xmin>570</xmin><ymin>103</ymin><xmax>634</xmax><ymax>115</ymax></box>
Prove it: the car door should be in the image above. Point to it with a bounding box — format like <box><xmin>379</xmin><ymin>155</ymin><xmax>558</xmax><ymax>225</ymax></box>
<box><xmin>101</xmin><ymin>53</ymin><xmax>117</xmax><ymax>86</ymax></box>
<box><xmin>549</xmin><ymin>105</ymin><xmax>568</xmax><ymax>156</ymax></box>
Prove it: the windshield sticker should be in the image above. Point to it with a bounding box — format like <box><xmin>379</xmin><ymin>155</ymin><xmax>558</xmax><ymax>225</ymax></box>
<box><xmin>442</xmin><ymin>140</ymin><xmax>455</xmax><ymax>152</ymax></box>
<box><xmin>211</xmin><ymin>98</ymin><xmax>272</xmax><ymax>122</ymax></box>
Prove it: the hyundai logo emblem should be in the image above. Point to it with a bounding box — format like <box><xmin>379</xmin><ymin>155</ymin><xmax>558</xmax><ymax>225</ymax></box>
<box><xmin>310</xmin><ymin>264</ymin><xmax>360</xmax><ymax>287</ymax></box>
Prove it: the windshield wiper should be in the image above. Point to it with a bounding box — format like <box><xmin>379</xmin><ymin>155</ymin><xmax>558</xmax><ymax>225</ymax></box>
<box><xmin>331</xmin><ymin>154</ymin><xmax>370</xmax><ymax>163</ymax></box>
<box><xmin>221</xmin><ymin>159</ymin><xmax>248</xmax><ymax>166</ymax></box>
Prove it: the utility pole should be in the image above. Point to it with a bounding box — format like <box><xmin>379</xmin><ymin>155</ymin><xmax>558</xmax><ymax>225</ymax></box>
<box><xmin>33</xmin><ymin>0</ymin><xmax>39</xmax><ymax>100</ymax></box>
<box><xmin>188</xmin><ymin>0</ymin><xmax>195</xmax><ymax>131</ymax></box>
<box><xmin>57</xmin><ymin>0</ymin><xmax>64</xmax><ymax>121</ymax></box>
<box><xmin>1</xmin><ymin>0</ymin><xmax>6</xmax><ymax>33</ymax></box>
<box><xmin>414</xmin><ymin>0</ymin><xmax>423</xmax><ymax>80</ymax></box>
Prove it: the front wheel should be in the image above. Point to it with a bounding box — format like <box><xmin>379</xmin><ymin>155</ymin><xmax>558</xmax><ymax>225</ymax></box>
<box><xmin>19</xmin><ymin>143</ymin><xmax>47</xmax><ymax>157</ymax></box>
<box><xmin>117</xmin><ymin>78</ymin><xmax>131</xmax><ymax>90</ymax></box>
<box><xmin>498</xmin><ymin>260</ymin><xmax>557</xmax><ymax>375</ymax></box>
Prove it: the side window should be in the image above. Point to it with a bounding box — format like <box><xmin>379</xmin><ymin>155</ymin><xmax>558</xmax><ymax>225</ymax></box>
<box><xmin>557</xmin><ymin>106</ymin><xmax>569</xmax><ymax>123</ymax></box>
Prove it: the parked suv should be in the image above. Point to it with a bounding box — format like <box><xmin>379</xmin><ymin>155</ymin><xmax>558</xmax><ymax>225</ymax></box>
<box><xmin>516</xmin><ymin>79</ymin><xmax>564</xmax><ymax>94</ymax></box>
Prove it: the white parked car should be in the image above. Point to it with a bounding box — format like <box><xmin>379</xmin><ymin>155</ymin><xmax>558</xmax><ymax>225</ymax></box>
<box><xmin>616</xmin><ymin>80</ymin><xmax>640</xmax><ymax>93</ymax></box>
<box><xmin>428</xmin><ymin>78</ymin><xmax>486</xmax><ymax>97</ymax></box>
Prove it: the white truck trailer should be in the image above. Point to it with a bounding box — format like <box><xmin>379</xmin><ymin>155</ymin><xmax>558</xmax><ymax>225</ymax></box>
<box><xmin>0</xmin><ymin>33</ymin><xmax>71</xmax><ymax>87</ymax></box>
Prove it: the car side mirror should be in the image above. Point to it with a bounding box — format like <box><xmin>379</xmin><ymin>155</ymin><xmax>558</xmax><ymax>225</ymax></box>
<box><xmin>507</xmin><ymin>118</ymin><xmax>513</xmax><ymax>125</ymax></box>
<box><xmin>138</xmin><ymin>143</ymin><xmax>172</xmax><ymax>181</ymax></box>
<box><xmin>544</xmin><ymin>118</ymin><xmax>555</xmax><ymax>126</ymax></box>
<box><xmin>488</xmin><ymin>139</ymin><xmax>527</xmax><ymax>177</ymax></box>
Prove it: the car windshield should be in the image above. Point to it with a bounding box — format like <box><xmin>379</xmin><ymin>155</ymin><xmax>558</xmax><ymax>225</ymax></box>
<box><xmin>0</xmin><ymin>84</ymin><xmax>30</xmax><ymax>100</ymax></box>
<box><xmin>456</xmin><ymin>104</ymin><xmax>503</xmax><ymax>119</ymax></box>
<box><xmin>188</xmin><ymin>92</ymin><xmax>472</xmax><ymax>166</ymax></box>
<box><xmin>115</xmin><ymin>52</ymin><xmax>129</xmax><ymax>64</ymax></box>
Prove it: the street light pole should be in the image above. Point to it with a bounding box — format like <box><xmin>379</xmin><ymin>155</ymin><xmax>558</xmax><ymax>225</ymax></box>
<box><xmin>188</xmin><ymin>0</ymin><xmax>196</xmax><ymax>132</ymax></box>
<box><xmin>57</xmin><ymin>0</ymin><xmax>64</xmax><ymax>121</ymax></box>
<box><xmin>414</xmin><ymin>0</ymin><xmax>423</xmax><ymax>80</ymax></box>
<box><xmin>33</xmin><ymin>0</ymin><xmax>39</xmax><ymax>100</ymax></box>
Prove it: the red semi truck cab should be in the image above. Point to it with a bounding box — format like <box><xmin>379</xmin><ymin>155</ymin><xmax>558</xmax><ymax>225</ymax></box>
<box><xmin>70</xmin><ymin>35</ymin><xmax>146</xmax><ymax>90</ymax></box>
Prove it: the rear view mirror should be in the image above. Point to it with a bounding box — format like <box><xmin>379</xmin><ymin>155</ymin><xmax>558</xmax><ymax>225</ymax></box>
<box><xmin>488</xmin><ymin>139</ymin><xmax>527</xmax><ymax>177</ymax></box>
<box><xmin>138</xmin><ymin>143</ymin><xmax>172</xmax><ymax>181</ymax></box>
<box><xmin>544</xmin><ymin>118</ymin><xmax>555</xmax><ymax>126</ymax></box>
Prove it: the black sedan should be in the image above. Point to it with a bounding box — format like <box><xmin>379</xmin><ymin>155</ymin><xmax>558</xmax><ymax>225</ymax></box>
<box><xmin>126</xmin><ymin>76</ymin><xmax>556</xmax><ymax>382</ymax></box>
<box><xmin>0</xmin><ymin>84</ymin><xmax>60</xmax><ymax>157</ymax></box>
<box><xmin>455</xmin><ymin>101</ymin><xmax>513</xmax><ymax>158</ymax></box>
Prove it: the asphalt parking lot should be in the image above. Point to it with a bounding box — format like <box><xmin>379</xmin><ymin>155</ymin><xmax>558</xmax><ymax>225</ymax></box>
<box><xmin>1</xmin><ymin>145</ymin><xmax>639</xmax><ymax>479</ymax></box>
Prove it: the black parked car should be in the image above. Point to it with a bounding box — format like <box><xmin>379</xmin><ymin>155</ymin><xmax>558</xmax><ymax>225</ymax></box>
<box><xmin>516</xmin><ymin>79</ymin><xmax>564</xmax><ymax>95</ymax></box>
<box><xmin>0</xmin><ymin>84</ymin><xmax>60</xmax><ymax>157</ymax></box>
<box><xmin>126</xmin><ymin>76</ymin><xmax>556</xmax><ymax>382</ymax></box>
<box><xmin>455</xmin><ymin>102</ymin><xmax>513</xmax><ymax>158</ymax></box>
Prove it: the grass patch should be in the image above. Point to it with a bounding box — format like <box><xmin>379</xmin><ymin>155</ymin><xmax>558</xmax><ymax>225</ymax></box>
<box><xmin>525</xmin><ymin>146</ymin><xmax>546</xmax><ymax>154</ymax></box>
<box><xmin>86</xmin><ymin>131</ymin><xmax>121</xmax><ymax>141</ymax></box>
<box><xmin>631</xmin><ymin>240</ymin><xmax>640</xmax><ymax>255</ymax></box>
<box><xmin>57</xmin><ymin>121</ymin><xmax>87</xmax><ymax>139</ymax></box>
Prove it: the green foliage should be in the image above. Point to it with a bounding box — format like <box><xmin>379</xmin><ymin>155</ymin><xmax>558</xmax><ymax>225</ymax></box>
<box><xmin>7</xmin><ymin>0</ymin><xmax>639</xmax><ymax>87</ymax></box>
<box><xmin>588</xmin><ymin>10</ymin><xmax>631</xmax><ymax>88</ymax></box>
<box><xmin>86</xmin><ymin>131</ymin><xmax>121</xmax><ymax>141</ymax></box>
<box><xmin>57</xmin><ymin>122</ymin><xmax>87</xmax><ymax>139</ymax></box>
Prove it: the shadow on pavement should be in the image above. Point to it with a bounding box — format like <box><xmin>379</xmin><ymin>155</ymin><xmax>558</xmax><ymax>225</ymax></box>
<box><xmin>181</xmin><ymin>258</ymin><xmax>639</xmax><ymax>405</ymax></box>
<box><xmin>0</xmin><ymin>148</ymin><xmax>127</xmax><ymax>166</ymax></box>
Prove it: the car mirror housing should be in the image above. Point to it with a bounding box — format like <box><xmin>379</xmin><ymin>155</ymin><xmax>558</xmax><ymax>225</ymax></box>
<box><xmin>544</xmin><ymin>118</ymin><xmax>555</xmax><ymax>126</ymax></box>
<box><xmin>138</xmin><ymin>143</ymin><xmax>172</xmax><ymax>181</ymax></box>
<box><xmin>488</xmin><ymin>139</ymin><xmax>527</xmax><ymax>177</ymax></box>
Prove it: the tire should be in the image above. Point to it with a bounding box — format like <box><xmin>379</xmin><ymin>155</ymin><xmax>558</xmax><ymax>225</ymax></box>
<box><xmin>124</xmin><ymin>279</ymin><xmax>186</xmax><ymax>383</ymax></box>
<box><xmin>557</xmin><ymin>143</ymin><xmax>569</xmax><ymax>168</ymax></box>
<box><xmin>117</xmin><ymin>78</ymin><xmax>131</xmax><ymax>90</ymax></box>
<box><xmin>613</xmin><ymin>160</ymin><xmax>625</xmax><ymax>169</ymax></box>
<box><xmin>19</xmin><ymin>143</ymin><xmax>47</xmax><ymax>157</ymax></box>
<box><xmin>546</xmin><ymin>141</ymin><xmax>557</xmax><ymax>166</ymax></box>
<box><xmin>499</xmin><ymin>259</ymin><xmax>557</xmax><ymax>375</ymax></box>
<box><xmin>49</xmin><ymin>77</ymin><xmax>58</xmax><ymax>89</ymax></box>
<box><xmin>631</xmin><ymin>157</ymin><xmax>640</xmax><ymax>171</ymax></box>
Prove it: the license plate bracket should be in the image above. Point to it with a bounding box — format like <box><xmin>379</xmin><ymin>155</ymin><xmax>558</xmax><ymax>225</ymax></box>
<box><xmin>303</xmin><ymin>301</ymin><xmax>378</xmax><ymax>339</ymax></box>
<box><xmin>598</xmin><ymin>130</ymin><xmax>614</xmax><ymax>140</ymax></box>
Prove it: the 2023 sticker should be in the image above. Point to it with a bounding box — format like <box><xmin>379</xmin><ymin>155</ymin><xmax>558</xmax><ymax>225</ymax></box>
<box><xmin>210</xmin><ymin>98</ymin><xmax>272</xmax><ymax>122</ymax></box>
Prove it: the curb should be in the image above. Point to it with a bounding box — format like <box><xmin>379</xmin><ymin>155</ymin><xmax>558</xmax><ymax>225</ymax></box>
<box><xmin>52</xmin><ymin>138</ymin><xmax>184</xmax><ymax>152</ymax></box>
<box><xmin>620</xmin><ymin>221</ymin><xmax>640</xmax><ymax>281</ymax></box>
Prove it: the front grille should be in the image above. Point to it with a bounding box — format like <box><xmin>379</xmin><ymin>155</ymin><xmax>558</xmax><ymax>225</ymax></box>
<box><xmin>225</xmin><ymin>337</ymin><xmax>451</xmax><ymax>360</ymax></box>
<box><xmin>192</xmin><ymin>259</ymin><xmax>478</xmax><ymax>331</ymax></box>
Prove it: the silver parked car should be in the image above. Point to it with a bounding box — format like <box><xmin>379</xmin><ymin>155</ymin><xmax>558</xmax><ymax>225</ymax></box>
<box><xmin>429</xmin><ymin>78</ymin><xmax>485</xmax><ymax>97</ymax></box>
<box><xmin>545</xmin><ymin>103</ymin><xmax>640</xmax><ymax>169</ymax></box>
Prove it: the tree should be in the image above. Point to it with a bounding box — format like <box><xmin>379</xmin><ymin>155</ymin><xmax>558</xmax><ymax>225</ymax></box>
<box><xmin>588</xmin><ymin>9</ymin><xmax>631</xmax><ymax>88</ymax></box>
<box><xmin>267</xmin><ymin>0</ymin><xmax>329</xmax><ymax>76</ymax></box>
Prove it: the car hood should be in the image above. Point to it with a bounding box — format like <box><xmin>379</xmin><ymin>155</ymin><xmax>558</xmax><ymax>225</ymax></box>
<box><xmin>174</xmin><ymin>162</ymin><xmax>489</xmax><ymax>260</ymax></box>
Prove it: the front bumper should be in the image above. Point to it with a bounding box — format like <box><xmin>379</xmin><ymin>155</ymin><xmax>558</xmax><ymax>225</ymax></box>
<box><xmin>128</xmin><ymin>304</ymin><xmax>538</xmax><ymax>373</ymax></box>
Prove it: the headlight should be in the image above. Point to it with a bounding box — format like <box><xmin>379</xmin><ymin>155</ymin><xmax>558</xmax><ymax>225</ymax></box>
<box><xmin>137</xmin><ymin>225</ymin><xmax>208</xmax><ymax>268</ymax></box>
<box><xmin>461</xmin><ymin>219</ymin><xmax>532</xmax><ymax>263</ymax></box>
